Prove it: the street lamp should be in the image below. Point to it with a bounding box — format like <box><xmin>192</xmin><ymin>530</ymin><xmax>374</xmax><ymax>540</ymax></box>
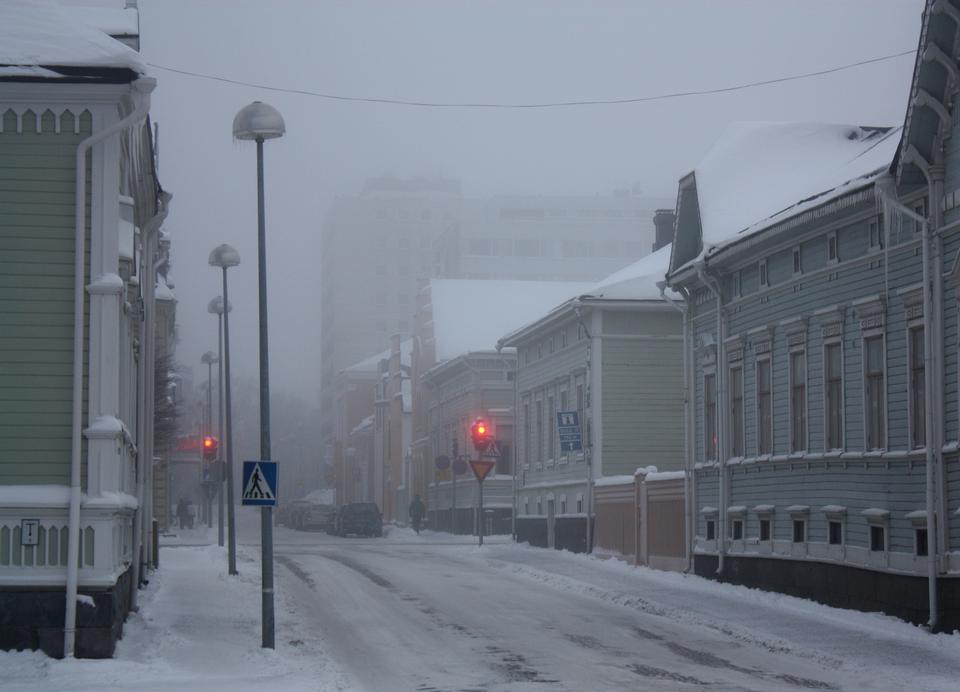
<box><xmin>233</xmin><ymin>100</ymin><xmax>284</xmax><ymax>650</ymax></box>
<box><xmin>209</xmin><ymin>244</ymin><xmax>240</xmax><ymax>575</ymax></box>
<box><xmin>201</xmin><ymin>350</ymin><xmax>219</xmax><ymax>528</ymax></box>
<box><xmin>208</xmin><ymin>296</ymin><xmax>232</xmax><ymax>548</ymax></box>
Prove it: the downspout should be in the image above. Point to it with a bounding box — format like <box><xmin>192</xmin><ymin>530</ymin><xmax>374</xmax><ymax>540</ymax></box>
<box><xmin>65</xmin><ymin>77</ymin><xmax>156</xmax><ymax>658</ymax></box>
<box><xmin>659</xmin><ymin>281</ymin><xmax>693</xmax><ymax>571</ymax></box>
<box><xmin>878</xmin><ymin>172</ymin><xmax>938</xmax><ymax>630</ymax></box>
<box><xmin>696</xmin><ymin>262</ymin><xmax>727</xmax><ymax>576</ymax></box>
<box><xmin>573</xmin><ymin>301</ymin><xmax>594</xmax><ymax>553</ymax></box>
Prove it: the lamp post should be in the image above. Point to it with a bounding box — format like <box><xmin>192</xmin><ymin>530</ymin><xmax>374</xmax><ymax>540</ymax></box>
<box><xmin>233</xmin><ymin>100</ymin><xmax>284</xmax><ymax>649</ymax></box>
<box><xmin>208</xmin><ymin>296</ymin><xmax>231</xmax><ymax>548</ymax></box>
<box><xmin>201</xmin><ymin>350</ymin><xmax>218</xmax><ymax>527</ymax></box>
<box><xmin>209</xmin><ymin>244</ymin><xmax>241</xmax><ymax>575</ymax></box>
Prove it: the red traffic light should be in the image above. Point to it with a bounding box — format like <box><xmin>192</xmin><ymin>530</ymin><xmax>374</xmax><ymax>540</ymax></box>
<box><xmin>202</xmin><ymin>435</ymin><xmax>219</xmax><ymax>461</ymax></box>
<box><xmin>470</xmin><ymin>418</ymin><xmax>491</xmax><ymax>452</ymax></box>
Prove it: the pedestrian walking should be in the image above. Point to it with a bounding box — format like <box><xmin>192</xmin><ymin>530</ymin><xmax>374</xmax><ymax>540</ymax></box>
<box><xmin>408</xmin><ymin>494</ymin><xmax>426</xmax><ymax>535</ymax></box>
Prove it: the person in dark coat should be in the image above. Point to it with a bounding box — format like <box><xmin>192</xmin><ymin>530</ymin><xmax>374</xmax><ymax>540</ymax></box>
<box><xmin>408</xmin><ymin>495</ymin><xmax>426</xmax><ymax>534</ymax></box>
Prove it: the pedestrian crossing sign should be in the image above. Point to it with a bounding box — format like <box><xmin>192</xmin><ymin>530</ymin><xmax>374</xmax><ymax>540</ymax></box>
<box><xmin>241</xmin><ymin>461</ymin><xmax>278</xmax><ymax>506</ymax></box>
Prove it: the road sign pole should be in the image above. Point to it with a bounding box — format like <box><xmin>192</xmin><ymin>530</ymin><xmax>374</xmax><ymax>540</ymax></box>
<box><xmin>478</xmin><ymin>480</ymin><xmax>484</xmax><ymax>547</ymax></box>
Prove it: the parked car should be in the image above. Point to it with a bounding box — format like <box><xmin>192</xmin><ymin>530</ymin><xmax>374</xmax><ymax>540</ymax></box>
<box><xmin>280</xmin><ymin>499</ymin><xmax>313</xmax><ymax>529</ymax></box>
<box><xmin>302</xmin><ymin>503</ymin><xmax>337</xmax><ymax>532</ymax></box>
<box><xmin>335</xmin><ymin>502</ymin><xmax>383</xmax><ymax>537</ymax></box>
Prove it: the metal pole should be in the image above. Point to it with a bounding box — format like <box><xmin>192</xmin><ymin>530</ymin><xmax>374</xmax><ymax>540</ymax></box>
<box><xmin>452</xmin><ymin>467</ymin><xmax>457</xmax><ymax>535</ymax></box>
<box><xmin>478</xmin><ymin>480</ymin><xmax>484</xmax><ymax>546</ymax></box>
<box><xmin>222</xmin><ymin>267</ymin><xmax>238</xmax><ymax>575</ymax></box>
<box><xmin>217</xmin><ymin>312</ymin><xmax>225</xmax><ymax>547</ymax></box>
<box><xmin>207</xmin><ymin>360</ymin><xmax>213</xmax><ymax>527</ymax></box>
<box><xmin>256</xmin><ymin>137</ymin><xmax>275</xmax><ymax>649</ymax></box>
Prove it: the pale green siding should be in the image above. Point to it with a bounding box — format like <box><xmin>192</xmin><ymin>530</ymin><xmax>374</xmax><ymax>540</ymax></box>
<box><xmin>0</xmin><ymin>108</ymin><xmax>91</xmax><ymax>484</ymax></box>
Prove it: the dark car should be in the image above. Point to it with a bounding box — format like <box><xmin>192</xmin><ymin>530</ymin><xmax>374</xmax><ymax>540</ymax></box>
<box><xmin>335</xmin><ymin>502</ymin><xmax>383</xmax><ymax>537</ymax></box>
<box><xmin>302</xmin><ymin>503</ymin><xmax>337</xmax><ymax>532</ymax></box>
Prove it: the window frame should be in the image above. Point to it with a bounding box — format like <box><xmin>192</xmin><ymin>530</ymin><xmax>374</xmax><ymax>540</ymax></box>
<box><xmin>788</xmin><ymin>347</ymin><xmax>807</xmax><ymax>453</ymax></box>
<box><xmin>758</xmin><ymin>258</ymin><xmax>769</xmax><ymax>288</ymax></box>
<box><xmin>792</xmin><ymin>518</ymin><xmax>807</xmax><ymax>544</ymax></box>
<box><xmin>868</xmin><ymin>219</ymin><xmax>884</xmax><ymax>251</ymax></box>
<box><xmin>729</xmin><ymin>365</ymin><xmax>744</xmax><ymax>458</ymax></box>
<box><xmin>828</xmin><ymin>520</ymin><xmax>843</xmax><ymax>546</ymax></box>
<box><xmin>908</xmin><ymin>325</ymin><xmax>926</xmax><ymax>450</ymax></box>
<box><xmin>755</xmin><ymin>356</ymin><xmax>773</xmax><ymax>456</ymax></box>
<box><xmin>704</xmin><ymin>370</ymin><xmax>718</xmax><ymax>462</ymax></box>
<box><xmin>827</xmin><ymin>231</ymin><xmax>839</xmax><ymax>264</ymax></box>
<box><xmin>824</xmin><ymin>338</ymin><xmax>845</xmax><ymax>452</ymax></box>
<box><xmin>792</xmin><ymin>246</ymin><xmax>802</xmax><ymax>275</ymax></box>
<box><xmin>862</xmin><ymin>333</ymin><xmax>886</xmax><ymax>451</ymax></box>
<box><xmin>869</xmin><ymin>524</ymin><xmax>886</xmax><ymax>552</ymax></box>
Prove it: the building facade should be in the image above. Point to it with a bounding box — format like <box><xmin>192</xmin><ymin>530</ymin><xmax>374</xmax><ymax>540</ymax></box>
<box><xmin>666</xmin><ymin>3</ymin><xmax>960</xmax><ymax>627</ymax></box>
<box><xmin>0</xmin><ymin>3</ymin><xmax>170</xmax><ymax>657</ymax></box>
<box><xmin>500</xmin><ymin>246</ymin><xmax>684</xmax><ymax>553</ymax></box>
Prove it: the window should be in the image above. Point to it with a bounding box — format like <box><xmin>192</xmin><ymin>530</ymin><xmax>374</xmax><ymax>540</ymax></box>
<box><xmin>827</xmin><ymin>232</ymin><xmax>838</xmax><ymax>263</ymax></box>
<box><xmin>759</xmin><ymin>519</ymin><xmax>771</xmax><ymax>542</ymax></box>
<box><xmin>915</xmin><ymin>528</ymin><xmax>928</xmax><ymax>557</ymax></box>
<box><xmin>792</xmin><ymin>246</ymin><xmax>802</xmax><ymax>275</ymax></box>
<box><xmin>790</xmin><ymin>351</ymin><xmax>806</xmax><ymax>452</ymax></box>
<box><xmin>704</xmin><ymin>373</ymin><xmax>717</xmax><ymax>460</ymax></box>
<box><xmin>576</xmin><ymin>495</ymin><xmax>583</xmax><ymax>513</ymax></box>
<box><xmin>792</xmin><ymin>519</ymin><xmax>806</xmax><ymax>543</ymax></box>
<box><xmin>825</xmin><ymin>342</ymin><xmax>843</xmax><ymax>451</ymax></box>
<box><xmin>829</xmin><ymin>521</ymin><xmax>843</xmax><ymax>545</ymax></box>
<box><xmin>756</xmin><ymin>359</ymin><xmax>772</xmax><ymax>455</ymax></box>
<box><xmin>729</xmin><ymin>367</ymin><xmax>744</xmax><ymax>457</ymax></box>
<box><xmin>870</xmin><ymin>525</ymin><xmax>886</xmax><ymax>552</ymax></box>
<box><xmin>560</xmin><ymin>496</ymin><xmax>567</xmax><ymax>515</ymax></box>
<box><xmin>535</xmin><ymin>400</ymin><xmax>543</xmax><ymax>463</ymax></box>
<box><xmin>560</xmin><ymin>328</ymin><xmax>568</xmax><ymax>348</ymax></box>
<box><xmin>523</xmin><ymin>403</ymin><xmax>531</xmax><ymax>467</ymax></box>
<box><xmin>913</xmin><ymin>198</ymin><xmax>926</xmax><ymax>234</ymax></box>
<box><xmin>759</xmin><ymin>259</ymin><xmax>769</xmax><ymax>287</ymax></box>
<box><xmin>869</xmin><ymin>220</ymin><xmax>883</xmax><ymax>250</ymax></box>
<box><xmin>910</xmin><ymin>327</ymin><xmax>925</xmax><ymax>449</ymax></box>
<box><xmin>537</xmin><ymin>497</ymin><xmax>542</xmax><ymax>515</ymax></box>
<box><xmin>547</xmin><ymin>396</ymin><xmax>555</xmax><ymax>460</ymax></box>
<box><xmin>548</xmin><ymin>337</ymin><xmax>555</xmax><ymax>354</ymax></box>
<box><xmin>523</xmin><ymin>497</ymin><xmax>529</xmax><ymax>514</ymax></box>
<box><xmin>864</xmin><ymin>336</ymin><xmax>885</xmax><ymax>450</ymax></box>
<box><xmin>706</xmin><ymin>520</ymin><xmax>716</xmax><ymax>541</ymax></box>
<box><xmin>576</xmin><ymin>384</ymin><xmax>584</xmax><ymax>425</ymax></box>
<box><xmin>733</xmin><ymin>272</ymin><xmax>742</xmax><ymax>298</ymax></box>
<box><xmin>731</xmin><ymin>519</ymin><xmax>743</xmax><ymax>540</ymax></box>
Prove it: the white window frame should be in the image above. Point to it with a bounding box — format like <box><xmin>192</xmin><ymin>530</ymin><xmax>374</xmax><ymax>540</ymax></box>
<box><xmin>827</xmin><ymin>231</ymin><xmax>839</xmax><ymax>264</ymax></box>
<box><xmin>788</xmin><ymin>346</ymin><xmax>807</xmax><ymax>453</ymax></box>
<box><xmin>792</xmin><ymin>246</ymin><xmax>802</xmax><ymax>275</ymax></box>
<box><xmin>823</xmin><ymin>337</ymin><xmax>845</xmax><ymax>452</ymax></box>
<box><xmin>732</xmin><ymin>271</ymin><xmax>742</xmax><ymax>299</ymax></box>
<box><xmin>862</xmin><ymin>332</ymin><xmax>887</xmax><ymax>451</ymax></box>
<box><xmin>868</xmin><ymin>219</ymin><xmax>884</xmax><ymax>251</ymax></box>
<box><xmin>755</xmin><ymin>355</ymin><xmax>773</xmax><ymax>456</ymax></box>
<box><xmin>759</xmin><ymin>258</ymin><xmax>769</xmax><ymax>288</ymax></box>
<box><xmin>729</xmin><ymin>364</ymin><xmax>744</xmax><ymax>458</ymax></box>
<box><xmin>703</xmin><ymin>368</ymin><xmax>718</xmax><ymax>462</ymax></box>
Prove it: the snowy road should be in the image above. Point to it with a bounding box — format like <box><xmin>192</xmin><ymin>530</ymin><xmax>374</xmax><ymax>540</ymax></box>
<box><xmin>263</xmin><ymin>524</ymin><xmax>960</xmax><ymax>692</ymax></box>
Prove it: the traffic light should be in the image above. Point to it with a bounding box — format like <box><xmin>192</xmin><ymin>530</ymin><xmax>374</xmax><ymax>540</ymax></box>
<box><xmin>470</xmin><ymin>418</ymin><xmax>491</xmax><ymax>452</ymax></box>
<box><xmin>202</xmin><ymin>435</ymin><xmax>219</xmax><ymax>461</ymax></box>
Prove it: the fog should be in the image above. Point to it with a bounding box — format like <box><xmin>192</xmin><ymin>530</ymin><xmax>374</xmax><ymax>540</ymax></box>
<box><xmin>127</xmin><ymin>0</ymin><xmax>921</xmax><ymax>403</ymax></box>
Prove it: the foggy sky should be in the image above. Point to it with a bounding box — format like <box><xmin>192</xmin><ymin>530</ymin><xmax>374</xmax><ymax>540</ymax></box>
<box><xmin>117</xmin><ymin>0</ymin><xmax>922</xmax><ymax>402</ymax></box>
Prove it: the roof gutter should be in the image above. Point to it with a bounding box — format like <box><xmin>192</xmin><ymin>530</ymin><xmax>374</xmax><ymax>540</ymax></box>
<box><xmin>65</xmin><ymin>76</ymin><xmax>155</xmax><ymax>659</ymax></box>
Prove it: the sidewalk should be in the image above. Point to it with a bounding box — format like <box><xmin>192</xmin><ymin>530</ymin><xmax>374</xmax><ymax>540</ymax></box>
<box><xmin>1</xmin><ymin>528</ymin><xmax>347</xmax><ymax>692</ymax></box>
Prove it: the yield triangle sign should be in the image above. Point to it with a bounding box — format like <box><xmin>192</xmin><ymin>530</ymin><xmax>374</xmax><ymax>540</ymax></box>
<box><xmin>469</xmin><ymin>459</ymin><xmax>496</xmax><ymax>483</ymax></box>
<box><xmin>242</xmin><ymin>461</ymin><xmax>277</xmax><ymax>505</ymax></box>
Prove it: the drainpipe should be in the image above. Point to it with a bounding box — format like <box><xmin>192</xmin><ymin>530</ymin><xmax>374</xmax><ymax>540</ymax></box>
<box><xmin>65</xmin><ymin>77</ymin><xmax>156</xmax><ymax>658</ymax></box>
<box><xmin>696</xmin><ymin>262</ymin><xmax>727</xmax><ymax>576</ymax></box>
<box><xmin>659</xmin><ymin>281</ymin><xmax>694</xmax><ymax>571</ymax></box>
<box><xmin>573</xmin><ymin>301</ymin><xmax>594</xmax><ymax>553</ymax></box>
<box><xmin>878</xmin><ymin>172</ymin><xmax>938</xmax><ymax>630</ymax></box>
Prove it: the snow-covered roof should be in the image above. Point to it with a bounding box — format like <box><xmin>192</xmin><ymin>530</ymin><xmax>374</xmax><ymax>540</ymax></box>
<box><xmin>430</xmin><ymin>279</ymin><xmax>592</xmax><ymax>361</ymax></box>
<box><xmin>580</xmin><ymin>244</ymin><xmax>674</xmax><ymax>301</ymax></box>
<box><xmin>343</xmin><ymin>339</ymin><xmax>414</xmax><ymax>375</ymax></box>
<box><xmin>0</xmin><ymin>0</ymin><xmax>145</xmax><ymax>77</ymax></box>
<box><xmin>692</xmin><ymin>122</ymin><xmax>900</xmax><ymax>261</ymax></box>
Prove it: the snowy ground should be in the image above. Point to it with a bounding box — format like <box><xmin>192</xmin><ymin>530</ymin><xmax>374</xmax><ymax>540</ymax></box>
<box><xmin>4</xmin><ymin>509</ymin><xmax>960</xmax><ymax>691</ymax></box>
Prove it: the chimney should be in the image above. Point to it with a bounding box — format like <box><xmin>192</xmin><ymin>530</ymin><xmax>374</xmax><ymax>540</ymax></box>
<box><xmin>652</xmin><ymin>209</ymin><xmax>676</xmax><ymax>251</ymax></box>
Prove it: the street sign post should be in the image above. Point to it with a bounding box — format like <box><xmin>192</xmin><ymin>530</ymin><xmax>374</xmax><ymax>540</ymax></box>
<box><xmin>556</xmin><ymin>411</ymin><xmax>583</xmax><ymax>453</ymax></box>
<box><xmin>469</xmin><ymin>459</ymin><xmax>497</xmax><ymax>546</ymax></box>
